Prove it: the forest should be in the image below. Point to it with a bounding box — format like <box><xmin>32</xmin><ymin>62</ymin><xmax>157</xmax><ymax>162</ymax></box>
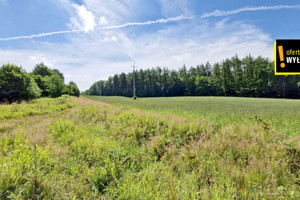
<box><xmin>0</xmin><ymin>63</ymin><xmax>80</xmax><ymax>103</ymax></box>
<box><xmin>85</xmin><ymin>55</ymin><xmax>300</xmax><ymax>98</ymax></box>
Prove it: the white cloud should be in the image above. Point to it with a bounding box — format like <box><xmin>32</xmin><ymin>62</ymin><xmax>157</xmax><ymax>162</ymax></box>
<box><xmin>2</xmin><ymin>3</ymin><xmax>300</xmax><ymax>42</ymax></box>
<box><xmin>125</xmin><ymin>20</ymin><xmax>273</xmax><ymax>70</ymax></box>
<box><xmin>0</xmin><ymin>2</ymin><xmax>97</xmax><ymax>41</ymax></box>
<box><xmin>0</xmin><ymin>17</ymin><xmax>274</xmax><ymax>91</ymax></box>
<box><xmin>102</xmin><ymin>36</ymin><xmax>117</xmax><ymax>42</ymax></box>
<box><xmin>1</xmin><ymin>1</ymin><xmax>292</xmax><ymax>91</ymax></box>
<box><xmin>82</xmin><ymin>0</ymin><xmax>143</xmax><ymax>24</ymax></box>
<box><xmin>29</xmin><ymin>56</ymin><xmax>53</xmax><ymax>67</ymax></box>
<box><xmin>172</xmin><ymin>53</ymin><xmax>192</xmax><ymax>61</ymax></box>
<box><xmin>72</xmin><ymin>4</ymin><xmax>96</xmax><ymax>32</ymax></box>
<box><xmin>159</xmin><ymin>0</ymin><xmax>193</xmax><ymax>17</ymax></box>
<box><xmin>0</xmin><ymin>50</ymin><xmax>56</xmax><ymax>72</ymax></box>
<box><xmin>99</xmin><ymin>16</ymin><xmax>108</xmax><ymax>25</ymax></box>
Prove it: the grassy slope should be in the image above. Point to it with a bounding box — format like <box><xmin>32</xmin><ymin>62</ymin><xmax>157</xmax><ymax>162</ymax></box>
<box><xmin>0</xmin><ymin>96</ymin><xmax>299</xmax><ymax>199</ymax></box>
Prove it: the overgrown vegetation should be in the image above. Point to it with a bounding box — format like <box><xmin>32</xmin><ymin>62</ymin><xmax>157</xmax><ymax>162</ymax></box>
<box><xmin>0</xmin><ymin>63</ymin><xmax>80</xmax><ymax>103</ymax></box>
<box><xmin>85</xmin><ymin>55</ymin><xmax>300</xmax><ymax>98</ymax></box>
<box><xmin>0</xmin><ymin>95</ymin><xmax>77</xmax><ymax>120</ymax></box>
<box><xmin>0</xmin><ymin>96</ymin><xmax>299</xmax><ymax>199</ymax></box>
<box><xmin>87</xmin><ymin>96</ymin><xmax>300</xmax><ymax>137</ymax></box>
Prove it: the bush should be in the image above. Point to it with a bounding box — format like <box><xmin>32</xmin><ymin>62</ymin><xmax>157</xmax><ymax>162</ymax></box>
<box><xmin>64</xmin><ymin>81</ymin><xmax>80</xmax><ymax>97</ymax></box>
<box><xmin>1</xmin><ymin>63</ymin><xmax>80</xmax><ymax>102</ymax></box>
<box><xmin>44</xmin><ymin>75</ymin><xmax>66</xmax><ymax>98</ymax></box>
<box><xmin>26</xmin><ymin>77</ymin><xmax>42</xmax><ymax>100</ymax></box>
<box><xmin>0</xmin><ymin>64</ymin><xmax>30</xmax><ymax>103</ymax></box>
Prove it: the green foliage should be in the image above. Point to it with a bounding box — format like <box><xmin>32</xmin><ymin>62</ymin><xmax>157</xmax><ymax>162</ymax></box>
<box><xmin>53</xmin><ymin>69</ymin><xmax>64</xmax><ymax>81</ymax></box>
<box><xmin>0</xmin><ymin>133</ymin><xmax>54</xmax><ymax>199</ymax></box>
<box><xmin>85</xmin><ymin>55</ymin><xmax>300</xmax><ymax>99</ymax></box>
<box><xmin>0</xmin><ymin>64</ymin><xmax>30</xmax><ymax>103</ymax></box>
<box><xmin>32</xmin><ymin>63</ymin><xmax>54</xmax><ymax>77</ymax></box>
<box><xmin>0</xmin><ymin>96</ymin><xmax>77</xmax><ymax>119</ymax></box>
<box><xmin>52</xmin><ymin>98</ymin><xmax>300</xmax><ymax>199</ymax></box>
<box><xmin>1</xmin><ymin>63</ymin><xmax>80</xmax><ymax>102</ymax></box>
<box><xmin>1</xmin><ymin>96</ymin><xmax>299</xmax><ymax>199</ymax></box>
<box><xmin>32</xmin><ymin>74</ymin><xmax>49</xmax><ymax>97</ymax></box>
<box><xmin>45</xmin><ymin>75</ymin><xmax>66</xmax><ymax>98</ymax></box>
<box><xmin>33</xmin><ymin>65</ymin><xmax>79</xmax><ymax>98</ymax></box>
<box><xmin>87</xmin><ymin>96</ymin><xmax>300</xmax><ymax>137</ymax></box>
<box><xmin>65</xmin><ymin>81</ymin><xmax>80</xmax><ymax>97</ymax></box>
<box><xmin>26</xmin><ymin>77</ymin><xmax>42</xmax><ymax>100</ymax></box>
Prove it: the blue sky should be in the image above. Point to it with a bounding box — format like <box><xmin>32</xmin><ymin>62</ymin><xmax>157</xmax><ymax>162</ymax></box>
<box><xmin>0</xmin><ymin>0</ymin><xmax>300</xmax><ymax>90</ymax></box>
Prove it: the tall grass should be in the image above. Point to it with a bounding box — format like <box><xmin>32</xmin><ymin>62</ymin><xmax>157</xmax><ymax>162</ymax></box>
<box><xmin>0</xmin><ymin>96</ymin><xmax>299</xmax><ymax>199</ymax></box>
<box><xmin>0</xmin><ymin>95</ymin><xmax>77</xmax><ymax>120</ymax></box>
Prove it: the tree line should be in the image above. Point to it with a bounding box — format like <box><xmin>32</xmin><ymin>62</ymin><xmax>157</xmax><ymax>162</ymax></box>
<box><xmin>0</xmin><ymin>63</ymin><xmax>80</xmax><ymax>103</ymax></box>
<box><xmin>85</xmin><ymin>55</ymin><xmax>300</xmax><ymax>98</ymax></box>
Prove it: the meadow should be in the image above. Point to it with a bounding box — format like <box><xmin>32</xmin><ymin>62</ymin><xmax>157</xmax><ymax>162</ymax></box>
<box><xmin>0</xmin><ymin>96</ymin><xmax>299</xmax><ymax>199</ymax></box>
<box><xmin>86</xmin><ymin>96</ymin><xmax>300</xmax><ymax>137</ymax></box>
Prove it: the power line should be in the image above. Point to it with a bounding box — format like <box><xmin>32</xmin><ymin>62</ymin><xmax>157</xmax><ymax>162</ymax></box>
<box><xmin>132</xmin><ymin>61</ymin><xmax>137</xmax><ymax>99</ymax></box>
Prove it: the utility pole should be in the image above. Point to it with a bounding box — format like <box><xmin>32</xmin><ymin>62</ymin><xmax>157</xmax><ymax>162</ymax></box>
<box><xmin>132</xmin><ymin>61</ymin><xmax>137</xmax><ymax>99</ymax></box>
<box><xmin>99</xmin><ymin>81</ymin><xmax>102</xmax><ymax>97</ymax></box>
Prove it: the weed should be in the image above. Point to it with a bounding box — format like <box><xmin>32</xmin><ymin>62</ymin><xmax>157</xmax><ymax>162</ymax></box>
<box><xmin>1</xmin><ymin>96</ymin><xmax>299</xmax><ymax>199</ymax></box>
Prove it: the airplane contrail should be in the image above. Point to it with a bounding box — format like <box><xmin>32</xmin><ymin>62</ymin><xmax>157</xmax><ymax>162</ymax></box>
<box><xmin>0</xmin><ymin>15</ymin><xmax>191</xmax><ymax>41</ymax></box>
<box><xmin>201</xmin><ymin>4</ymin><xmax>300</xmax><ymax>18</ymax></box>
<box><xmin>101</xmin><ymin>15</ymin><xmax>193</xmax><ymax>30</ymax></box>
<box><xmin>0</xmin><ymin>30</ymin><xmax>78</xmax><ymax>41</ymax></box>
<box><xmin>1</xmin><ymin>4</ymin><xmax>300</xmax><ymax>41</ymax></box>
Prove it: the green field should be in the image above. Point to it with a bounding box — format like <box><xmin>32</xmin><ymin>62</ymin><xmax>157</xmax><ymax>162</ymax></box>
<box><xmin>1</xmin><ymin>96</ymin><xmax>299</xmax><ymax>199</ymax></box>
<box><xmin>86</xmin><ymin>96</ymin><xmax>300</xmax><ymax>137</ymax></box>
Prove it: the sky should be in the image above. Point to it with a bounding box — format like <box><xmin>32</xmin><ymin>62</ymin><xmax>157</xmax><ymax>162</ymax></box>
<box><xmin>1</xmin><ymin>0</ymin><xmax>300</xmax><ymax>91</ymax></box>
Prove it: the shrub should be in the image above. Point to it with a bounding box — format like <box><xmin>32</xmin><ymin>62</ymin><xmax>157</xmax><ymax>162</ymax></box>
<box><xmin>0</xmin><ymin>64</ymin><xmax>30</xmax><ymax>103</ymax></box>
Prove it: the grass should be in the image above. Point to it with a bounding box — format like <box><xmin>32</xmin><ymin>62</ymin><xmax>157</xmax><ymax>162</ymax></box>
<box><xmin>86</xmin><ymin>96</ymin><xmax>300</xmax><ymax>137</ymax></box>
<box><xmin>0</xmin><ymin>96</ymin><xmax>299</xmax><ymax>199</ymax></box>
<box><xmin>0</xmin><ymin>95</ymin><xmax>77</xmax><ymax>120</ymax></box>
